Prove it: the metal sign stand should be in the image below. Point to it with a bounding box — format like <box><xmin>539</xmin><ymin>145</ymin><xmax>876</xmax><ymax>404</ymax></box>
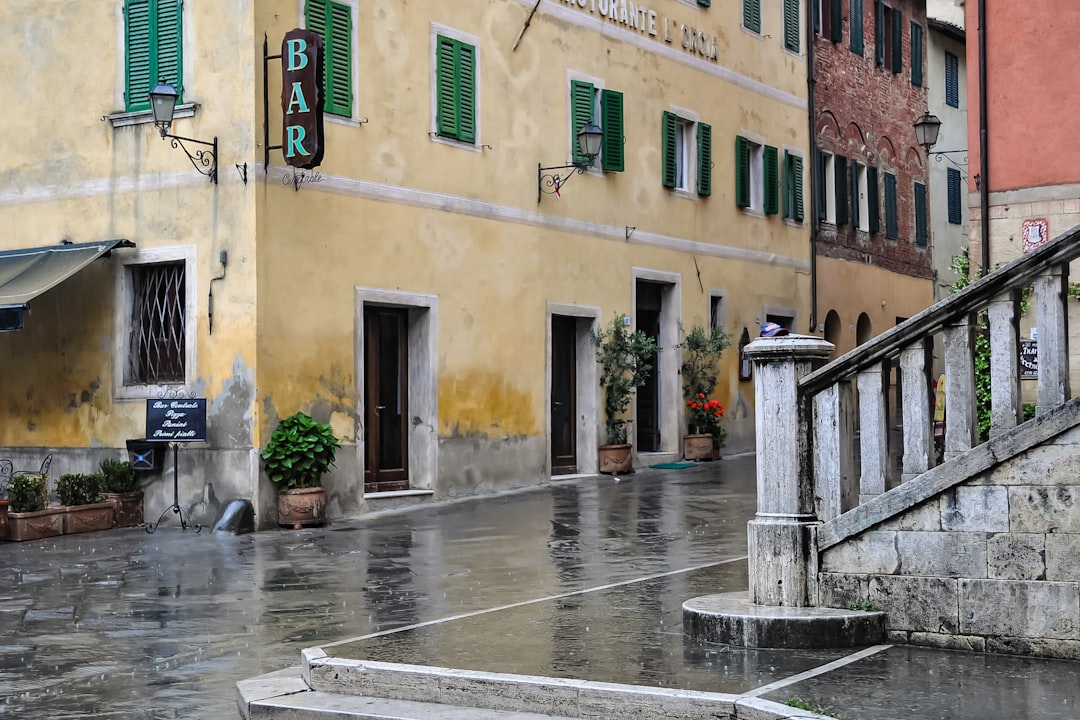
<box><xmin>146</xmin><ymin>442</ymin><xmax>201</xmax><ymax>534</ymax></box>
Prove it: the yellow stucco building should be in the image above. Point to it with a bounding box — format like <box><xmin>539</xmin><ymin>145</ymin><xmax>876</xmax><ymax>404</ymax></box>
<box><xmin>0</xmin><ymin>0</ymin><xmax>809</xmax><ymax>526</ymax></box>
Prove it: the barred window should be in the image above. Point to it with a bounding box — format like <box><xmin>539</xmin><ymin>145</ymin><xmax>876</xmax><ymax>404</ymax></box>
<box><xmin>127</xmin><ymin>262</ymin><xmax>186</xmax><ymax>385</ymax></box>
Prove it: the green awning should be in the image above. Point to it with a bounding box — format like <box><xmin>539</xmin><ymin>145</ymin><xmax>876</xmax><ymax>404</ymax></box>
<box><xmin>0</xmin><ymin>239</ymin><xmax>134</xmax><ymax>331</ymax></box>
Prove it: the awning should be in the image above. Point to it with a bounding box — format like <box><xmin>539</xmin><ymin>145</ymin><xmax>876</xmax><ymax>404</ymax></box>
<box><xmin>0</xmin><ymin>239</ymin><xmax>135</xmax><ymax>331</ymax></box>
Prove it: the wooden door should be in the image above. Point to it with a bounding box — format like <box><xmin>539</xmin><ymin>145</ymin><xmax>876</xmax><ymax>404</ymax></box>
<box><xmin>364</xmin><ymin>307</ymin><xmax>409</xmax><ymax>493</ymax></box>
<box><xmin>636</xmin><ymin>281</ymin><xmax>662</xmax><ymax>452</ymax></box>
<box><xmin>551</xmin><ymin>315</ymin><xmax>577</xmax><ymax>474</ymax></box>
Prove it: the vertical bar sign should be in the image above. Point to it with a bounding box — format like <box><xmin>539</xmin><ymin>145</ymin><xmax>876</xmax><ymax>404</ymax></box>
<box><xmin>281</xmin><ymin>28</ymin><xmax>325</xmax><ymax>169</ymax></box>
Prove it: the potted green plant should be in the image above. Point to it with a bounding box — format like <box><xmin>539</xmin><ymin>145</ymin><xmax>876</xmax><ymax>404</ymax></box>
<box><xmin>261</xmin><ymin>411</ymin><xmax>340</xmax><ymax>527</ymax></box>
<box><xmin>100</xmin><ymin>458</ymin><xmax>143</xmax><ymax>528</ymax></box>
<box><xmin>678</xmin><ymin>323</ymin><xmax>730</xmax><ymax>461</ymax></box>
<box><xmin>57</xmin><ymin>473</ymin><xmax>114</xmax><ymax>534</ymax></box>
<box><xmin>593</xmin><ymin>315</ymin><xmax>660</xmax><ymax>474</ymax></box>
<box><xmin>7</xmin><ymin>473</ymin><xmax>62</xmax><ymax>541</ymax></box>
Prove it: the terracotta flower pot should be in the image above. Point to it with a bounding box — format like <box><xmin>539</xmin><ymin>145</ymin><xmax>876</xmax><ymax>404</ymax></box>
<box><xmin>598</xmin><ymin>444</ymin><xmax>634</xmax><ymax>474</ymax></box>
<box><xmin>683</xmin><ymin>434</ymin><xmax>714</xmax><ymax>461</ymax></box>
<box><xmin>8</xmin><ymin>507</ymin><xmax>64</xmax><ymax>542</ymax></box>
<box><xmin>103</xmin><ymin>491</ymin><xmax>144</xmax><ymax>528</ymax></box>
<box><xmin>278</xmin><ymin>487</ymin><xmax>327</xmax><ymax>528</ymax></box>
<box><xmin>62</xmin><ymin>502</ymin><xmax>116</xmax><ymax>534</ymax></box>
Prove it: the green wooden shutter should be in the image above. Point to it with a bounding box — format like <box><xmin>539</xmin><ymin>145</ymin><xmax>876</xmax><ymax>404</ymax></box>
<box><xmin>326</xmin><ymin>1</ymin><xmax>353</xmax><ymax>117</ymax></box>
<box><xmin>125</xmin><ymin>0</ymin><xmax>152</xmax><ymax>111</ymax></box>
<box><xmin>697</xmin><ymin>0</ymin><xmax>710</xmax><ymax>5</ymax></box>
<box><xmin>783</xmin><ymin>0</ymin><xmax>800</xmax><ymax>52</ymax></box>
<box><xmin>696</xmin><ymin>122</ymin><xmax>712</xmax><ymax>196</ymax></box>
<box><xmin>830</xmin><ymin>0</ymin><xmax>843</xmax><ymax>43</ymax></box>
<box><xmin>815</xmin><ymin>149</ymin><xmax>826</xmax><ymax>221</ymax></box>
<box><xmin>764</xmin><ymin>145</ymin><xmax>779</xmax><ymax>215</ymax></box>
<box><xmin>834</xmin><ymin>155</ymin><xmax>848</xmax><ymax>225</ymax></box>
<box><xmin>850</xmin><ymin>161</ymin><xmax>861</xmax><ymax>228</ymax></box>
<box><xmin>662</xmin><ymin>111</ymin><xmax>678</xmax><ymax>189</ymax></box>
<box><xmin>885</xmin><ymin>171</ymin><xmax>898</xmax><ymax>239</ymax></box>
<box><xmin>571</xmin><ymin>81</ymin><xmax>595</xmax><ymax>165</ymax></box>
<box><xmin>600</xmin><ymin>89</ymin><xmax>623</xmax><ymax>172</ymax></box>
<box><xmin>910</xmin><ymin>22</ymin><xmax>923</xmax><ymax>86</ymax></box>
<box><xmin>735</xmin><ymin>135</ymin><xmax>751</xmax><ymax>207</ymax></box>
<box><xmin>792</xmin><ymin>154</ymin><xmax>805</xmax><ymax>222</ymax></box>
<box><xmin>436</xmin><ymin>36</ymin><xmax>458</xmax><ymax>137</ymax></box>
<box><xmin>947</xmin><ymin>167</ymin><xmax>962</xmax><ymax>224</ymax></box>
<box><xmin>850</xmin><ymin>0</ymin><xmax>864</xmax><ymax>55</ymax></box>
<box><xmin>875</xmin><ymin>0</ymin><xmax>885</xmax><ymax>65</ymax></box>
<box><xmin>867</xmin><ymin>166</ymin><xmax>880</xmax><ymax>233</ymax></box>
<box><xmin>892</xmin><ymin>9</ymin><xmax>903</xmax><ymax>73</ymax></box>
<box><xmin>945</xmin><ymin>52</ymin><xmax>959</xmax><ymax>107</ymax></box>
<box><xmin>456</xmin><ymin>42</ymin><xmax>476</xmax><ymax>143</ymax></box>
<box><xmin>914</xmin><ymin>182</ymin><xmax>928</xmax><ymax>245</ymax></box>
<box><xmin>743</xmin><ymin>0</ymin><xmax>761</xmax><ymax>33</ymax></box>
<box><xmin>156</xmin><ymin>0</ymin><xmax>182</xmax><ymax>97</ymax></box>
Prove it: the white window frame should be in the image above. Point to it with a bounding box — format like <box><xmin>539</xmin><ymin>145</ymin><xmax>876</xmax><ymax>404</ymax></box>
<box><xmin>113</xmin><ymin>245</ymin><xmax>197</xmax><ymax>401</ymax></box>
<box><xmin>822</xmin><ymin>150</ymin><xmax>837</xmax><ymax>224</ymax></box>
<box><xmin>739</xmin><ymin>130</ymin><xmax>767</xmax><ymax>214</ymax></box>
<box><xmin>430</xmin><ymin>22</ymin><xmax>482</xmax><ymax>150</ymax></box>
<box><xmin>300</xmin><ymin>0</ymin><xmax>364</xmax><ymax>126</ymax></box>
<box><xmin>670</xmin><ymin>105</ymin><xmax>701</xmax><ymax>195</ymax></box>
<box><xmin>856</xmin><ymin>162</ymin><xmax>869</xmax><ymax>231</ymax></box>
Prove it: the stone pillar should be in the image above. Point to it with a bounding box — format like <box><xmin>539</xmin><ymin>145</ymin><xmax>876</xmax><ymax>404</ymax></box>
<box><xmin>744</xmin><ymin>334</ymin><xmax>834</xmax><ymax>607</ymax></box>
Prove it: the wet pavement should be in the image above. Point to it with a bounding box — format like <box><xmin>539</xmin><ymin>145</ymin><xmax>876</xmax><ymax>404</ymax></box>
<box><xmin>2</xmin><ymin>456</ymin><xmax>1080</xmax><ymax>719</ymax></box>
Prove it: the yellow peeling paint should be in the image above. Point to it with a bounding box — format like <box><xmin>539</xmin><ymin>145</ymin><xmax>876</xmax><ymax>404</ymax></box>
<box><xmin>439</xmin><ymin>372</ymin><xmax>540</xmax><ymax>438</ymax></box>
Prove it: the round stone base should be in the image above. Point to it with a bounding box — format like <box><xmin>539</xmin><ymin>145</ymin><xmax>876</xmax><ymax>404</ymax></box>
<box><xmin>683</xmin><ymin>592</ymin><xmax>887</xmax><ymax>649</ymax></box>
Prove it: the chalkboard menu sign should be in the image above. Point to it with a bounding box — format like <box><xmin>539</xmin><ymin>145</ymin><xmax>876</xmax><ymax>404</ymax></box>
<box><xmin>145</xmin><ymin>399</ymin><xmax>208</xmax><ymax>442</ymax></box>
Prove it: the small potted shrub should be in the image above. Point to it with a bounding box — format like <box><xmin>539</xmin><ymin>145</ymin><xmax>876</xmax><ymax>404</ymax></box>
<box><xmin>57</xmin><ymin>473</ymin><xmax>114</xmax><ymax>534</ymax></box>
<box><xmin>7</xmin><ymin>473</ymin><xmax>62</xmax><ymax>541</ymax></box>
<box><xmin>261</xmin><ymin>411</ymin><xmax>340</xmax><ymax>527</ymax></box>
<box><xmin>679</xmin><ymin>323</ymin><xmax>730</xmax><ymax>461</ymax></box>
<box><xmin>593</xmin><ymin>315</ymin><xmax>660</xmax><ymax>474</ymax></box>
<box><xmin>101</xmin><ymin>458</ymin><xmax>143</xmax><ymax>528</ymax></box>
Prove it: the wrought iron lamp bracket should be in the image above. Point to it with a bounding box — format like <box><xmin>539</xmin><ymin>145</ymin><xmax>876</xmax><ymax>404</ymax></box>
<box><xmin>537</xmin><ymin>161</ymin><xmax>592</xmax><ymax>204</ymax></box>
<box><xmin>928</xmin><ymin>149</ymin><xmax>968</xmax><ymax>177</ymax></box>
<box><xmin>160</xmin><ymin>131</ymin><xmax>219</xmax><ymax>184</ymax></box>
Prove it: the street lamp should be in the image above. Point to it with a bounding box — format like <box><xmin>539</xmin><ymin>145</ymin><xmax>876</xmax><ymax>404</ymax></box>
<box><xmin>537</xmin><ymin>123</ymin><xmax>604</xmax><ymax>203</ymax></box>
<box><xmin>913</xmin><ymin>111</ymin><xmax>942</xmax><ymax>153</ymax></box>
<box><xmin>149</xmin><ymin>82</ymin><xmax>219</xmax><ymax>184</ymax></box>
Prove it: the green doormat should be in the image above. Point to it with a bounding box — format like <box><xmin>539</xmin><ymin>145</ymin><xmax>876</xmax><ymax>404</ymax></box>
<box><xmin>650</xmin><ymin>462</ymin><xmax>695</xmax><ymax>469</ymax></box>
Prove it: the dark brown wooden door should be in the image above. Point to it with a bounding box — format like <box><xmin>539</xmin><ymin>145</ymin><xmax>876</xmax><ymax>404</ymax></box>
<box><xmin>551</xmin><ymin>315</ymin><xmax>577</xmax><ymax>474</ymax></box>
<box><xmin>364</xmin><ymin>307</ymin><xmax>409</xmax><ymax>493</ymax></box>
<box><xmin>636</xmin><ymin>281</ymin><xmax>662</xmax><ymax>452</ymax></box>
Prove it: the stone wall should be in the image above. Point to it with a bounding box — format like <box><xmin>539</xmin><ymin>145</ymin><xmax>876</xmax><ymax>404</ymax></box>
<box><xmin>818</xmin><ymin>419</ymin><xmax>1080</xmax><ymax>659</ymax></box>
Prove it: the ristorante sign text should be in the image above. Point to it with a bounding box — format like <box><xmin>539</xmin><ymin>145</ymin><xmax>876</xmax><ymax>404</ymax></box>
<box><xmin>558</xmin><ymin>0</ymin><xmax>719</xmax><ymax>61</ymax></box>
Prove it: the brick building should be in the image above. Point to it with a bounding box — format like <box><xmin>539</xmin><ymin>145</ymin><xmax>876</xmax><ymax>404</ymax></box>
<box><xmin>812</xmin><ymin>0</ymin><xmax>933</xmax><ymax>354</ymax></box>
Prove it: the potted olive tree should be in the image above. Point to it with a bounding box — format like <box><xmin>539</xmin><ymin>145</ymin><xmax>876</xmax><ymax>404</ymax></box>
<box><xmin>101</xmin><ymin>458</ymin><xmax>143</xmax><ymax>528</ymax></box>
<box><xmin>57</xmin><ymin>472</ymin><xmax>114</xmax><ymax>534</ymax></box>
<box><xmin>261</xmin><ymin>411</ymin><xmax>340</xmax><ymax>528</ymax></box>
<box><xmin>679</xmin><ymin>323</ymin><xmax>730</xmax><ymax>461</ymax></box>
<box><xmin>7</xmin><ymin>473</ymin><xmax>62</xmax><ymax>541</ymax></box>
<box><xmin>593</xmin><ymin>315</ymin><xmax>660</xmax><ymax>474</ymax></box>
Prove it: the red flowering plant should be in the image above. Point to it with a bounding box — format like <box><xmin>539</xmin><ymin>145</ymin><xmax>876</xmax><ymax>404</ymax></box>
<box><xmin>686</xmin><ymin>394</ymin><xmax>727</xmax><ymax>446</ymax></box>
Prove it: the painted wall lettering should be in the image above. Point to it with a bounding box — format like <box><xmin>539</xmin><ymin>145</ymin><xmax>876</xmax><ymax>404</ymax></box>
<box><xmin>281</xmin><ymin>29</ymin><xmax>325</xmax><ymax>169</ymax></box>
<box><xmin>558</xmin><ymin>0</ymin><xmax>715</xmax><ymax>61</ymax></box>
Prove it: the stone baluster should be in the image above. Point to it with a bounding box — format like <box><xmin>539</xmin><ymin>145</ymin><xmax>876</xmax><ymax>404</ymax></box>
<box><xmin>987</xmin><ymin>289</ymin><xmax>1022</xmax><ymax>436</ymax></box>
<box><xmin>943</xmin><ymin>315</ymin><xmax>977</xmax><ymax>459</ymax></box>
<box><xmin>900</xmin><ymin>340</ymin><xmax>932</xmax><ymax>481</ymax></box>
<box><xmin>813</xmin><ymin>380</ymin><xmax>855</xmax><ymax>522</ymax></box>
<box><xmin>744</xmin><ymin>334</ymin><xmax>834</xmax><ymax>607</ymax></box>
<box><xmin>857</xmin><ymin>363</ymin><xmax>888</xmax><ymax>504</ymax></box>
<box><xmin>1035</xmin><ymin>264</ymin><xmax>1070</xmax><ymax>414</ymax></box>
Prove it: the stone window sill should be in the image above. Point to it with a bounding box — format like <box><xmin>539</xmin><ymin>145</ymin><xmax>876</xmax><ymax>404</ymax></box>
<box><xmin>104</xmin><ymin>103</ymin><xmax>198</xmax><ymax>129</ymax></box>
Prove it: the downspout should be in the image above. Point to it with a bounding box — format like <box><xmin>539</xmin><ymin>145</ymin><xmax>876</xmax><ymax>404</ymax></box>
<box><xmin>978</xmin><ymin>0</ymin><xmax>990</xmax><ymax>275</ymax></box>
<box><xmin>807</xmin><ymin>0</ymin><xmax>819</xmax><ymax>333</ymax></box>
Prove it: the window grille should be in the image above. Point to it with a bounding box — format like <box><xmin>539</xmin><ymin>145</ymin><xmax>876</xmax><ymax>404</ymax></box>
<box><xmin>128</xmin><ymin>262</ymin><xmax>185</xmax><ymax>385</ymax></box>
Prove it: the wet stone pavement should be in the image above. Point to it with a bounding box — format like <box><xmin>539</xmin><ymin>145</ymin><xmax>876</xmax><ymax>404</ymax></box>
<box><xmin>3</xmin><ymin>456</ymin><xmax>1080</xmax><ymax>719</ymax></box>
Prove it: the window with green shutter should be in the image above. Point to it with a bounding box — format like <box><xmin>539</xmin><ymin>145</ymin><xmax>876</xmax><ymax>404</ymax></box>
<box><xmin>697</xmin><ymin>122</ymin><xmax>712</xmax><ymax>197</ymax></box>
<box><xmin>834</xmin><ymin>155</ymin><xmax>849</xmax><ymax>226</ymax></box>
<box><xmin>910</xmin><ymin>22</ymin><xmax>923</xmax><ymax>86</ymax></box>
<box><xmin>867</xmin><ymin>166</ymin><xmax>880</xmax><ymax>233</ymax></box>
<box><xmin>947</xmin><ymin>167</ymin><xmax>962</xmax><ymax>224</ymax></box>
<box><xmin>874</xmin><ymin>0</ymin><xmax>885</xmax><ymax>66</ymax></box>
<box><xmin>307</xmin><ymin>0</ymin><xmax>354</xmax><ymax>118</ymax></box>
<box><xmin>914</xmin><ymin>181</ymin><xmax>928</xmax><ymax>246</ymax></box>
<box><xmin>124</xmin><ymin>0</ymin><xmax>183</xmax><ymax>112</ymax></box>
<box><xmin>434</xmin><ymin>35</ymin><xmax>476</xmax><ymax>142</ymax></box>
<box><xmin>743</xmin><ymin>0</ymin><xmax>761</xmax><ymax>34</ymax></box>
<box><xmin>783</xmin><ymin>151</ymin><xmax>804</xmax><ymax>222</ymax></box>
<box><xmin>850</xmin><ymin>160</ymin><xmax>862</xmax><ymax>228</ymax></box>
<box><xmin>764</xmin><ymin>146</ymin><xmax>779</xmax><ymax>214</ymax></box>
<box><xmin>600</xmin><ymin>89</ymin><xmax>624</xmax><ymax>173</ymax></box>
<box><xmin>571</xmin><ymin>80</ymin><xmax>595</xmax><ymax>165</ymax></box>
<box><xmin>815</xmin><ymin>149</ymin><xmax>827</xmax><ymax>221</ymax></box>
<box><xmin>783</xmin><ymin>0</ymin><xmax>800</xmax><ymax>52</ymax></box>
<box><xmin>884</xmin><ymin>171</ymin><xmax>898</xmax><ymax>239</ymax></box>
<box><xmin>850</xmin><ymin>0</ymin><xmax>864</xmax><ymax>55</ymax></box>
<box><xmin>945</xmin><ymin>52</ymin><xmax>959</xmax><ymax>107</ymax></box>
<box><xmin>735</xmin><ymin>136</ymin><xmax>751</xmax><ymax>208</ymax></box>
<box><xmin>891</xmin><ymin>8</ymin><xmax>903</xmax><ymax>73</ymax></box>
<box><xmin>697</xmin><ymin>0</ymin><xmax>711</xmax><ymax>6</ymax></box>
<box><xmin>662</xmin><ymin>111</ymin><xmax>678</xmax><ymax>189</ymax></box>
<box><xmin>830</xmin><ymin>0</ymin><xmax>843</xmax><ymax>43</ymax></box>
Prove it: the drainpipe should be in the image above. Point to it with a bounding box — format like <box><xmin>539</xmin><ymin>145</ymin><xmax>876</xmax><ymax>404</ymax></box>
<box><xmin>807</xmin><ymin>0</ymin><xmax>819</xmax><ymax>333</ymax></box>
<box><xmin>978</xmin><ymin>0</ymin><xmax>990</xmax><ymax>275</ymax></box>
